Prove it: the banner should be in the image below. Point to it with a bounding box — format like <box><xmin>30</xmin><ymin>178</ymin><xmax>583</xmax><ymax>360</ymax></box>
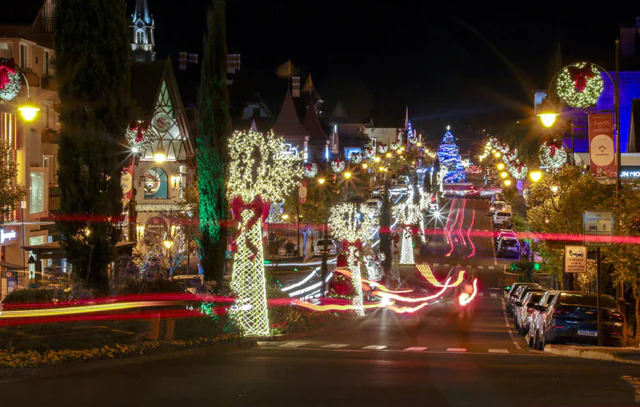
<box><xmin>588</xmin><ymin>113</ymin><xmax>616</xmax><ymax>178</ymax></box>
<box><xmin>121</xmin><ymin>159</ymin><xmax>135</xmax><ymax>208</ymax></box>
<box><xmin>298</xmin><ymin>180</ymin><xmax>308</xmax><ymax>205</ymax></box>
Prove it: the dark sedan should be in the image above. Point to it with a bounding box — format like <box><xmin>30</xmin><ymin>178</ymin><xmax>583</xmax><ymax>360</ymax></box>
<box><xmin>533</xmin><ymin>292</ymin><xmax>625</xmax><ymax>350</ymax></box>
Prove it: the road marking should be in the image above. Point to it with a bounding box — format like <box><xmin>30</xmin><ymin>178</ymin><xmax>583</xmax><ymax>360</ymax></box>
<box><xmin>404</xmin><ymin>346</ymin><xmax>428</xmax><ymax>351</ymax></box>
<box><xmin>488</xmin><ymin>266</ymin><xmax>495</xmax><ymax>270</ymax></box>
<box><xmin>477</xmin><ymin>266</ymin><xmax>484</xmax><ymax>269</ymax></box>
<box><xmin>279</xmin><ymin>341</ymin><xmax>310</xmax><ymax>348</ymax></box>
<box><xmin>488</xmin><ymin>349</ymin><xmax>510</xmax><ymax>354</ymax></box>
<box><xmin>433</xmin><ymin>263</ymin><xmax>440</xmax><ymax>267</ymax></box>
<box><xmin>256</xmin><ymin>341</ymin><xmax>275</xmax><ymax>346</ymax></box>
<box><xmin>321</xmin><ymin>344</ymin><xmax>349</xmax><ymax>349</ymax></box>
<box><xmin>363</xmin><ymin>345</ymin><xmax>387</xmax><ymax>350</ymax></box>
<box><xmin>621</xmin><ymin>376</ymin><xmax>640</xmax><ymax>403</ymax></box>
<box><xmin>446</xmin><ymin>348</ymin><xmax>467</xmax><ymax>352</ymax></box>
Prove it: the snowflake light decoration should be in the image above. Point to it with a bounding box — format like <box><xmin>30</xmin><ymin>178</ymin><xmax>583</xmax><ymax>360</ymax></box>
<box><xmin>556</xmin><ymin>62</ymin><xmax>603</xmax><ymax>108</ymax></box>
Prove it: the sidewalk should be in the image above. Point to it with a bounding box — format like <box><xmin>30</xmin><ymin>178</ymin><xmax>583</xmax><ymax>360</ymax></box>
<box><xmin>544</xmin><ymin>344</ymin><xmax>640</xmax><ymax>365</ymax></box>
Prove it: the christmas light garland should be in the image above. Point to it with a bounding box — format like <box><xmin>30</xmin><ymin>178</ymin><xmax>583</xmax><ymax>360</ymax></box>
<box><xmin>539</xmin><ymin>141</ymin><xmax>567</xmax><ymax>172</ymax></box>
<box><xmin>126</xmin><ymin>120</ymin><xmax>153</xmax><ymax>153</ymax></box>
<box><xmin>349</xmin><ymin>152</ymin><xmax>362</xmax><ymax>164</ymax></box>
<box><xmin>227</xmin><ymin>130</ymin><xmax>302</xmax><ymax>336</ymax></box>
<box><xmin>303</xmin><ymin>162</ymin><xmax>318</xmax><ymax>178</ymax></box>
<box><xmin>331</xmin><ymin>159</ymin><xmax>346</xmax><ymax>173</ymax></box>
<box><xmin>390</xmin><ymin>141</ymin><xmax>402</xmax><ymax>151</ymax></box>
<box><xmin>0</xmin><ymin>58</ymin><xmax>22</xmax><ymax>102</ymax></box>
<box><xmin>377</xmin><ymin>143</ymin><xmax>389</xmax><ymax>154</ymax></box>
<box><xmin>556</xmin><ymin>62</ymin><xmax>603</xmax><ymax>108</ymax></box>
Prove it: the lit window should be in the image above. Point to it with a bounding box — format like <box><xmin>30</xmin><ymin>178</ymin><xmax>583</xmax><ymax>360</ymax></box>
<box><xmin>30</xmin><ymin>172</ymin><xmax>45</xmax><ymax>213</ymax></box>
<box><xmin>143</xmin><ymin>167</ymin><xmax>168</xmax><ymax>199</ymax></box>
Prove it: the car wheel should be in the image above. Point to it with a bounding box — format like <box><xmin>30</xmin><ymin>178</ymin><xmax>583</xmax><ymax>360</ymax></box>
<box><xmin>538</xmin><ymin>332</ymin><xmax>547</xmax><ymax>350</ymax></box>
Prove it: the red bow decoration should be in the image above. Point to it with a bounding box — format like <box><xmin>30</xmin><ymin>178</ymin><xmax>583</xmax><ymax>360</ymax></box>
<box><xmin>129</xmin><ymin>121</ymin><xmax>150</xmax><ymax>143</ymax></box>
<box><xmin>230</xmin><ymin>195</ymin><xmax>270</xmax><ymax>260</ymax></box>
<box><xmin>0</xmin><ymin>58</ymin><xmax>16</xmax><ymax>91</ymax></box>
<box><xmin>341</xmin><ymin>239</ymin><xmax>363</xmax><ymax>252</ymax></box>
<box><xmin>567</xmin><ymin>63</ymin><xmax>595</xmax><ymax>93</ymax></box>
<box><xmin>549</xmin><ymin>144</ymin><xmax>557</xmax><ymax>158</ymax></box>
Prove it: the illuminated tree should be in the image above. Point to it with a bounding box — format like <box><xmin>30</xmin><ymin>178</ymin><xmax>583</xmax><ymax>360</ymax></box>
<box><xmin>227</xmin><ymin>130</ymin><xmax>302</xmax><ymax>336</ymax></box>
<box><xmin>329</xmin><ymin>202</ymin><xmax>375</xmax><ymax>316</ymax></box>
<box><xmin>197</xmin><ymin>0</ymin><xmax>231</xmax><ymax>286</ymax></box>
<box><xmin>392</xmin><ymin>195</ymin><xmax>420</xmax><ymax>265</ymax></box>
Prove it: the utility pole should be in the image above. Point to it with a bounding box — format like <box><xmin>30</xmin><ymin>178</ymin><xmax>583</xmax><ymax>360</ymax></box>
<box><xmin>615</xmin><ymin>39</ymin><xmax>621</xmax><ymax>197</ymax></box>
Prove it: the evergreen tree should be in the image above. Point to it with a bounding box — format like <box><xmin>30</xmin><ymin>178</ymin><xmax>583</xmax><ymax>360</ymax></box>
<box><xmin>54</xmin><ymin>0</ymin><xmax>130</xmax><ymax>294</ymax></box>
<box><xmin>197</xmin><ymin>0</ymin><xmax>231</xmax><ymax>286</ymax></box>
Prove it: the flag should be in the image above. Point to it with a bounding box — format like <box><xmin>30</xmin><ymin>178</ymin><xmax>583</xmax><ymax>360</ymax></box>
<box><xmin>178</xmin><ymin>52</ymin><xmax>187</xmax><ymax>71</ymax></box>
<box><xmin>292</xmin><ymin>76</ymin><xmax>300</xmax><ymax>97</ymax></box>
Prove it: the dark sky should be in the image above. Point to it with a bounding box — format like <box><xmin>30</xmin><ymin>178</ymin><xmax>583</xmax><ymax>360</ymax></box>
<box><xmin>133</xmin><ymin>3</ymin><xmax>640</xmax><ymax>137</ymax></box>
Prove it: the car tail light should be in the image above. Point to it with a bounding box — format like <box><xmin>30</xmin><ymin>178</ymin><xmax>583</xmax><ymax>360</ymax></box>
<box><xmin>552</xmin><ymin>307</ymin><xmax>571</xmax><ymax>317</ymax></box>
<box><xmin>527</xmin><ymin>306</ymin><xmax>535</xmax><ymax>314</ymax></box>
<box><xmin>606</xmin><ymin>310</ymin><xmax>624</xmax><ymax>322</ymax></box>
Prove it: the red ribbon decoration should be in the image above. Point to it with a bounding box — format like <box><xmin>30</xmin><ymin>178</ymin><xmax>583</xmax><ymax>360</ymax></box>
<box><xmin>0</xmin><ymin>58</ymin><xmax>16</xmax><ymax>90</ymax></box>
<box><xmin>341</xmin><ymin>239</ymin><xmax>363</xmax><ymax>266</ymax></box>
<box><xmin>567</xmin><ymin>63</ymin><xmax>595</xmax><ymax>93</ymax></box>
<box><xmin>230</xmin><ymin>195</ymin><xmax>270</xmax><ymax>260</ymax></box>
<box><xmin>129</xmin><ymin>121</ymin><xmax>150</xmax><ymax>143</ymax></box>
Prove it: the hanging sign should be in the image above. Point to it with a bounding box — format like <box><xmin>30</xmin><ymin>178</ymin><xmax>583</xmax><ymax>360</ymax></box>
<box><xmin>298</xmin><ymin>180</ymin><xmax>308</xmax><ymax>205</ymax></box>
<box><xmin>121</xmin><ymin>159</ymin><xmax>134</xmax><ymax>208</ymax></box>
<box><xmin>564</xmin><ymin>245</ymin><xmax>587</xmax><ymax>273</ymax></box>
<box><xmin>0</xmin><ymin>228</ymin><xmax>17</xmax><ymax>244</ymax></box>
<box><xmin>588</xmin><ymin>113</ymin><xmax>616</xmax><ymax>178</ymax></box>
<box><xmin>584</xmin><ymin>211</ymin><xmax>613</xmax><ymax>246</ymax></box>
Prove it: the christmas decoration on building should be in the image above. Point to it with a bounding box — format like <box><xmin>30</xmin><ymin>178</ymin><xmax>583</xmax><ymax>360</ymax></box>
<box><xmin>328</xmin><ymin>202</ymin><xmax>375</xmax><ymax>316</ymax></box>
<box><xmin>126</xmin><ymin>120</ymin><xmax>153</xmax><ymax>153</ymax></box>
<box><xmin>331</xmin><ymin>158</ymin><xmax>346</xmax><ymax>173</ymax></box>
<box><xmin>436</xmin><ymin>129</ymin><xmax>466</xmax><ymax>183</ymax></box>
<box><xmin>556</xmin><ymin>62</ymin><xmax>603</xmax><ymax>108</ymax></box>
<box><xmin>227</xmin><ymin>130</ymin><xmax>302</xmax><ymax>336</ymax></box>
<box><xmin>349</xmin><ymin>152</ymin><xmax>362</xmax><ymax>164</ymax></box>
<box><xmin>539</xmin><ymin>140</ymin><xmax>567</xmax><ymax>171</ymax></box>
<box><xmin>363</xmin><ymin>146</ymin><xmax>376</xmax><ymax>159</ymax></box>
<box><xmin>0</xmin><ymin>58</ymin><xmax>22</xmax><ymax>102</ymax></box>
<box><xmin>377</xmin><ymin>143</ymin><xmax>389</xmax><ymax>154</ymax></box>
<box><xmin>390</xmin><ymin>141</ymin><xmax>402</xmax><ymax>151</ymax></box>
<box><xmin>303</xmin><ymin>162</ymin><xmax>318</xmax><ymax>178</ymax></box>
<box><xmin>392</xmin><ymin>198</ymin><xmax>420</xmax><ymax>265</ymax></box>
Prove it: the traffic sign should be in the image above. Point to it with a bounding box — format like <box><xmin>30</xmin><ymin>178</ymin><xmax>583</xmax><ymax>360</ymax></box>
<box><xmin>583</xmin><ymin>211</ymin><xmax>613</xmax><ymax>246</ymax></box>
<box><xmin>564</xmin><ymin>246</ymin><xmax>587</xmax><ymax>273</ymax></box>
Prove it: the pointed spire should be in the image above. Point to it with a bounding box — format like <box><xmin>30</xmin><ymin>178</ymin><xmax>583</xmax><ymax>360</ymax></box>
<box><xmin>273</xmin><ymin>91</ymin><xmax>309</xmax><ymax>137</ymax></box>
<box><xmin>133</xmin><ymin>0</ymin><xmax>152</xmax><ymax>24</ymax></box>
<box><xmin>303</xmin><ymin>74</ymin><xmax>314</xmax><ymax>93</ymax></box>
<box><xmin>250</xmin><ymin>118</ymin><xmax>258</xmax><ymax>132</ymax></box>
<box><xmin>303</xmin><ymin>103</ymin><xmax>328</xmax><ymax>141</ymax></box>
<box><xmin>404</xmin><ymin>106</ymin><xmax>409</xmax><ymax>130</ymax></box>
<box><xmin>332</xmin><ymin>101</ymin><xmax>348</xmax><ymax>120</ymax></box>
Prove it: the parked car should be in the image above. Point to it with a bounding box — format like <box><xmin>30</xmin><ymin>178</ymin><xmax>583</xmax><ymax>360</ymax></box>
<box><xmin>497</xmin><ymin>236</ymin><xmax>520</xmax><ymax>258</ymax></box>
<box><xmin>314</xmin><ymin>239</ymin><xmax>339</xmax><ymax>257</ymax></box>
<box><xmin>490</xmin><ymin>193</ymin><xmax>505</xmax><ymax>205</ymax></box>
<box><xmin>493</xmin><ymin>210</ymin><xmax>512</xmax><ymax>229</ymax></box>
<box><xmin>494</xmin><ymin>228</ymin><xmax>517</xmax><ymax>242</ymax></box>
<box><xmin>515</xmin><ymin>290</ymin><xmax>546</xmax><ymax>334</ymax></box>
<box><xmin>488</xmin><ymin>200</ymin><xmax>507</xmax><ymax>215</ymax></box>
<box><xmin>506</xmin><ymin>283</ymin><xmax>540</xmax><ymax>315</ymax></box>
<box><xmin>532</xmin><ymin>292</ymin><xmax>625</xmax><ymax>350</ymax></box>
<box><xmin>527</xmin><ymin>290</ymin><xmax>560</xmax><ymax>346</ymax></box>
<box><xmin>508</xmin><ymin>284</ymin><xmax>542</xmax><ymax>316</ymax></box>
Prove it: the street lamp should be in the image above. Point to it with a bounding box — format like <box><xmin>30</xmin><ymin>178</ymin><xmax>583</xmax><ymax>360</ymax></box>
<box><xmin>344</xmin><ymin>171</ymin><xmax>352</xmax><ymax>179</ymax></box>
<box><xmin>163</xmin><ymin>239</ymin><xmax>174</xmax><ymax>250</ymax></box>
<box><xmin>496</xmin><ymin>163</ymin><xmax>505</xmax><ymax>171</ymax></box>
<box><xmin>493</xmin><ymin>151</ymin><xmax>501</xmax><ymax>158</ymax></box>
<box><xmin>537</xmin><ymin>101</ymin><xmax>559</xmax><ymax>128</ymax></box>
<box><xmin>529</xmin><ymin>170</ymin><xmax>542</xmax><ymax>183</ymax></box>
<box><xmin>18</xmin><ymin>103</ymin><xmax>40</xmax><ymax>122</ymax></box>
<box><xmin>500</xmin><ymin>171</ymin><xmax>508</xmax><ymax>179</ymax></box>
<box><xmin>503</xmin><ymin>179</ymin><xmax>512</xmax><ymax>187</ymax></box>
<box><xmin>318</xmin><ymin>177</ymin><xmax>326</xmax><ymax>185</ymax></box>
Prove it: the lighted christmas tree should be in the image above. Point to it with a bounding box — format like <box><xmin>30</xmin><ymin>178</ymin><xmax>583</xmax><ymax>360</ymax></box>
<box><xmin>436</xmin><ymin>128</ymin><xmax>466</xmax><ymax>183</ymax></box>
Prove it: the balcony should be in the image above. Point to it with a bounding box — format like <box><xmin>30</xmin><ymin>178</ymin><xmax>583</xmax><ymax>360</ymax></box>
<box><xmin>41</xmin><ymin>76</ymin><xmax>58</xmax><ymax>91</ymax></box>
<box><xmin>41</xmin><ymin>128</ymin><xmax>59</xmax><ymax>144</ymax></box>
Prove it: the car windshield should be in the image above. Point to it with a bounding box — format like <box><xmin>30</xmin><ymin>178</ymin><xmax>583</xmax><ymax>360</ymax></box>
<box><xmin>501</xmin><ymin>239</ymin><xmax>518</xmax><ymax>246</ymax></box>
<box><xmin>496</xmin><ymin>212</ymin><xmax>511</xmax><ymax>217</ymax></box>
<box><xmin>560</xmin><ymin>293</ymin><xmax>618</xmax><ymax>309</ymax></box>
<box><xmin>316</xmin><ymin>240</ymin><xmax>334</xmax><ymax>246</ymax></box>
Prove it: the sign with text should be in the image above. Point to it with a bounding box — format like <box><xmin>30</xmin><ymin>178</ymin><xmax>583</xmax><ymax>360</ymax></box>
<box><xmin>564</xmin><ymin>245</ymin><xmax>587</xmax><ymax>273</ymax></box>
<box><xmin>0</xmin><ymin>228</ymin><xmax>17</xmax><ymax>245</ymax></box>
<box><xmin>588</xmin><ymin>113</ymin><xmax>616</xmax><ymax>178</ymax></box>
<box><xmin>584</xmin><ymin>211</ymin><xmax>613</xmax><ymax>246</ymax></box>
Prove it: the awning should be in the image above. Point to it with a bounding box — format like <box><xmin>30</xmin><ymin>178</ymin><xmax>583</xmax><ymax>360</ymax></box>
<box><xmin>22</xmin><ymin>241</ymin><xmax>136</xmax><ymax>260</ymax></box>
<box><xmin>0</xmin><ymin>261</ymin><xmax>27</xmax><ymax>270</ymax></box>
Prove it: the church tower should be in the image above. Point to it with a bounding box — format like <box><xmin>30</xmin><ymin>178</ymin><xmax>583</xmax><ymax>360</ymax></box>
<box><xmin>130</xmin><ymin>0</ymin><xmax>155</xmax><ymax>62</ymax></box>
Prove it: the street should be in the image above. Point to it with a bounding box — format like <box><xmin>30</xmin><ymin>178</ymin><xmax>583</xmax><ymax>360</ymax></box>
<box><xmin>3</xmin><ymin>196</ymin><xmax>640</xmax><ymax>406</ymax></box>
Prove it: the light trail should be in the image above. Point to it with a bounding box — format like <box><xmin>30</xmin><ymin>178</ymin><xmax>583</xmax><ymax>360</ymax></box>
<box><xmin>334</xmin><ymin>269</ymin><xmax>413</xmax><ymax>293</ymax></box>
<box><xmin>416</xmin><ymin>264</ymin><xmax>465</xmax><ymax>287</ymax></box>
<box><xmin>445</xmin><ymin>199</ymin><xmax>461</xmax><ymax>257</ymax></box>
<box><xmin>372</xmin><ymin>278</ymin><xmax>452</xmax><ymax>303</ymax></box>
<box><xmin>466</xmin><ymin>209</ymin><xmax>476</xmax><ymax>259</ymax></box>
<box><xmin>456</xmin><ymin>198</ymin><xmax>467</xmax><ymax>247</ymax></box>
<box><xmin>0</xmin><ymin>301</ymin><xmax>176</xmax><ymax>319</ymax></box>
<box><xmin>281</xmin><ymin>268</ymin><xmax>319</xmax><ymax>292</ymax></box>
<box><xmin>459</xmin><ymin>278</ymin><xmax>479</xmax><ymax>306</ymax></box>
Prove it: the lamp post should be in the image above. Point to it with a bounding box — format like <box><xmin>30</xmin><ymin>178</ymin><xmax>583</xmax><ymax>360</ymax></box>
<box><xmin>163</xmin><ymin>238</ymin><xmax>174</xmax><ymax>276</ymax></box>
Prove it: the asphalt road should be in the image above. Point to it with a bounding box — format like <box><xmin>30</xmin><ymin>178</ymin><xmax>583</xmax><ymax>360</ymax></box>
<box><xmin>4</xmin><ymin>297</ymin><xmax>640</xmax><ymax>407</ymax></box>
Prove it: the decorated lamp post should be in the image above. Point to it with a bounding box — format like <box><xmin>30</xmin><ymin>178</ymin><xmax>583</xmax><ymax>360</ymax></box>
<box><xmin>393</xmin><ymin>197</ymin><xmax>420</xmax><ymax>265</ymax></box>
<box><xmin>328</xmin><ymin>202</ymin><xmax>375</xmax><ymax>316</ymax></box>
<box><xmin>227</xmin><ymin>130</ymin><xmax>302</xmax><ymax>336</ymax></box>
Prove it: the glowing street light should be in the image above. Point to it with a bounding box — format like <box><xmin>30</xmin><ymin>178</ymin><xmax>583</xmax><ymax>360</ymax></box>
<box><xmin>503</xmin><ymin>179</ymin><xmax>512</xmax><ymax>187</ymax></box>
<box><xmin>493</xmin><ymin>151</ymin><xmax>501</xmax><ymax>158</ymax></box>
<box><xmin>362</xmin><ymin>163</ymin><xmax>368</xmax><ymax>169</ymax></box>
<box><xmin>529</xmin><ymin>170</ymin><xmax>542</xmax><ymax>183</ymax></box>
<box><xmin>153</xmin><ymin>143</ymin><xmax>167</xmax><ymax>163</ymax></box>
<box><xmin>500</xmin><ymin>171</ymin><xmax>508</xmax><ymax>179</ymax></box>
<box><xmin>496</xmin><ymin>163</ymin><xmax>505</xmax><ymax>171</ymax></box>
<box><xmin>344</xmin><ymin>171</ymin><xmax>352</xmax><ymax>179</ymax></box>
<box><xmin>318</xmin><ymin>177</ymin><xmax>326</xmax><ymax>185</ymax></box>
<box><xmin>18</xmin><ymin>103</ymin><xmax>40</xmax><ymax>122</ymax></box>
<box><xmin>163</xmin><ymin>239</ymin><xmax>174</xmax><ymax>249</ymax></box>
<box><xmin>374</xmin><ymin>156</ymin><xmax>381</xmax><ymax>163</ymax></box>
<box><xmin>537</xmin><ymin>99</ymin><xmax>559</xmax><ymax>128</ymax></box>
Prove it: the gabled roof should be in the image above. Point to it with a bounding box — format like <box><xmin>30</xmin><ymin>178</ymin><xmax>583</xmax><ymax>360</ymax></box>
<box><xmin>302</xmin><ymin>104</ymin><xmax>328</xmax><ymax>141</ymax></box>
<box><xmin>332</xmin><ymin>101</ymin><xmax>348</xmax><ymax>120</ymax></box>
<box><xmin>272</xmin><ymin>91</ymin><xmax>309</xmax><ymax>137</ymax></box>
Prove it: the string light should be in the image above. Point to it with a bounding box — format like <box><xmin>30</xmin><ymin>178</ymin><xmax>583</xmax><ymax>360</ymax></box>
<box><xmin>556</xmin><ymin>62</ymin><xmax>603</xmax><ymax>108</ymax></box>
<box><xmin>227</xmin><ymin>130</ymin><xmax>302</xmax><ymax>336</ymax></box>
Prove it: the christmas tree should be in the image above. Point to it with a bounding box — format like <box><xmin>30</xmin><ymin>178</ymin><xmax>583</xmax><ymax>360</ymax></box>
<box><xmin>436</xmin><ymin>129</ymin><xmax>466</xmax><ymax>183</ymax></box>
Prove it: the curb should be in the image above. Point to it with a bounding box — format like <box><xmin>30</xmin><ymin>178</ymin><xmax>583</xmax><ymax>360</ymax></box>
<box><xmin>0</xmin><ymin>338</ymin><xmax>257</xmax><ymax>384</ymax></box>
<box><xmin>543</xmin><ymin>344</ymin><xmax>640</xmax><ymax>365</ymax></box>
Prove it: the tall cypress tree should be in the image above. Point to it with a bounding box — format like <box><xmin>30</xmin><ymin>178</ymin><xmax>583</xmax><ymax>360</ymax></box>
<box><xmin>197</xmin><ymin>0</ymin><xmax>231</xmax><ymax>287</ymax></box>
<box><xmin>54</xmin><ymin>0</ymin><xmax>130</xmax><ymax>294</ymax></box>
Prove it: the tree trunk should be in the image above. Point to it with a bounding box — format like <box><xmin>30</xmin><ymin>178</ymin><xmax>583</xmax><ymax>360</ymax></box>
<box><xmin>634</xmin><ymin>289</ymin><xmax>640</xmax><ymax>346</ymax></box>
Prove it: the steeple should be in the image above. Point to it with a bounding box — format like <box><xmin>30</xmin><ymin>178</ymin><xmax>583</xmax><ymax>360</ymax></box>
<box><xmin>130</xmin><ymin>0</ymin><xmax>156</xmax><ymax>63</ymax></box>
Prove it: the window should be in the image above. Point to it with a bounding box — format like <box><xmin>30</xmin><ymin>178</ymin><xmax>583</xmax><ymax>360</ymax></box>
<box><xmin>44</xmin><ymin>50</ymin><xmax>50</xmax><ymax>76</ymax></box>
<box><xmin>143</xmin><ymin>167</ymin><xmax>168</xmax><ymax>199</ymax></box>
<box><xmin>30</xmin><ymin>172</ymin><xmax>45</xmax><ymax>213</ymax></box>
<box><xmin>20</xmin><ymin>44</ymin><xmax>27</xmax><ymax>68</ymax></box>
<box><xmin>28</xmin><ymin>235</ymin><xmax>45</xmax><ymax>280</ymax></box>
<box><xmin>136</xmin><ymin>29</ymin><xmax>145</xmax><ymax>44</ymax></box>
<box><xmin>43</xmin><ymin>155</ymin><xmax>57</xmax><ymax>185</ymax></box>
<box><xmin>0</xmin><ymin>42</ymin><xmax>12</xmax><ymax>59</ymax></box>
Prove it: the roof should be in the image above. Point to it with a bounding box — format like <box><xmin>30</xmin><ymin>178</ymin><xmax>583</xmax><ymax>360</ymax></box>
<box><xmin>130</xmin><ymin>60</ymin><xmax>167</xmax><ymax>117</ymax></box>
<box><xmin>0</xmin><ymin>0</ymin><xmax>43</xmax><ymax>25</ymax></box>
<box><xmin>302</xmin><ymin>104</ymin><xmax>328</xmax><ymax>141</ymax></box>
<box><xmin>272</xmin><ymin>91</ymin><xmax>309</xmax><ymax>137</ymax></box>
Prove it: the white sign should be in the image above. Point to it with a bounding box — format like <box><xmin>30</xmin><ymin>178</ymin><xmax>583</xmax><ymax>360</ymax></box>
<box><xmin>0</xmin><ymin>228</ymin><xmax>17</xmax><ymax>244</ymax></box>
<box><xmin>590</xmin><ymin>134</ymin><xmax>614</xmax><ymax>167</ymax></box>
<box><xmin>621</xmin><ymin>170</ymin><xmax>640</xmax><ymax>178</ymax></box>
<box><xmin>565</xmin><ymin>245</ymin><xmax>587</xmax><ymax>273</ymax></box>
<box><xmin>584</xmin><ymin>211</ymin><xmax>613</xmax><ymax>246</ymax></box>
